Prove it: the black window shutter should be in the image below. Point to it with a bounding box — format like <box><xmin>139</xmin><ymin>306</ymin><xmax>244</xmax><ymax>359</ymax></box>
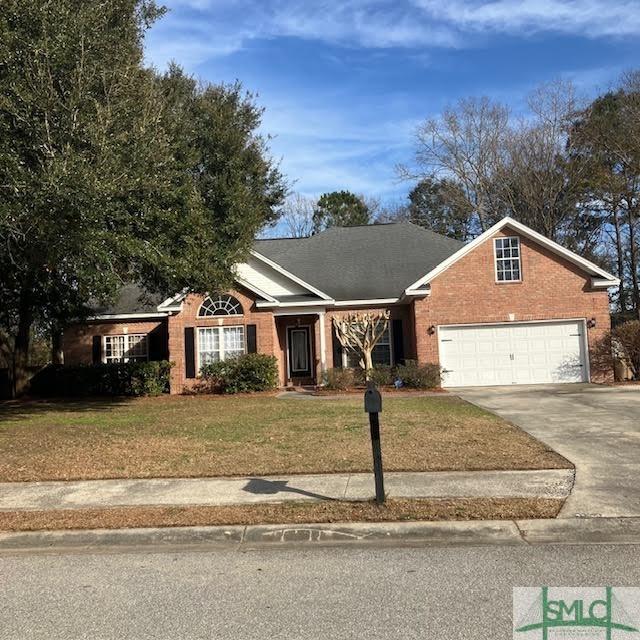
<box><xmin>184</xmin><ymin>327</ymin><xmax>196</xmax><ymax>378</ymax></box>
<box><xmin>332</xmin><ymin>327</ymin><xmax>343</xmax><ymax>369</ymax></box>
<box><xmin>92</xmin><ymin>336</ymin><xmax>102</xmax><ymax>364</ymax></box>
<box><xmin>392</xmin><ymin>319</ymin><xmax>405</xmax><ymax>366</ymax></box>
<box><xmin>148</xmin><ymin>325</ymin><xmax>167</xmax><ymax>361</ymax></box>
<box><xmin>246</xmin><ymin>324</ymin><xmax>257</xmax><ymax>353</ymax></box>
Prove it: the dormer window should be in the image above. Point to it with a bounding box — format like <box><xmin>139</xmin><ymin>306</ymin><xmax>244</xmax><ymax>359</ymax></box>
<box><xmin>494</xmin><ymin>236</ymin><xmax>521</xmax><ymax>282</ymax></box>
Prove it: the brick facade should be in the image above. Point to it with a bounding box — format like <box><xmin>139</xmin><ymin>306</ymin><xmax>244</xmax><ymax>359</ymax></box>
<box><xmin>412</xmin><ymin>229</ymin><xmax>612</xmax><ymax>382</ymax></box>
<box><xmin>63</xmin><ymin>319</ymin><xmax>167</xmax><ymax>365</ymax></box>
<box><xmin>168</xmin><ymin>287</ymin><xmax>277</xmax><ymax>393</ymax></box>
<box><xmin>62</xmin><ymin>226</ymin><xmax>614</xmax><ymax>391</ymax></box>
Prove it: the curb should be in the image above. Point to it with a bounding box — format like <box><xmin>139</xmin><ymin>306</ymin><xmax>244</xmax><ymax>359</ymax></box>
<box><xmin>2</xmin><ymin>517</ymin><xmax>640</xmax><ymax>553</ymax></box>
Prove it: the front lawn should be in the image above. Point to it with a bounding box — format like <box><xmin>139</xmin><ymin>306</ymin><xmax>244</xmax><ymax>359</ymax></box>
<box><xmin>0</xmin><ymin>395</ymin><xmax>571</xmax><ymax>482</ymax></box>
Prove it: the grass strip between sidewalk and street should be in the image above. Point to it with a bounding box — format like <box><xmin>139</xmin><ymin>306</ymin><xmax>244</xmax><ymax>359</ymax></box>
<box><xmin>0</xmin><ymin>498</ymin><xmax>564</xmax><ymax>532</ymax></box>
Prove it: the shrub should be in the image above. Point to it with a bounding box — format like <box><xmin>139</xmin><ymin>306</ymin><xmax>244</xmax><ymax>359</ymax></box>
<box><xmin>31</xmin><ymin>361</ymin><xmax>172</xmax><ymax>397</ymax></box>
<box><xmin>200</xmin><ymin>353</ymin><xmax>278</xmax><ymax>394</ymax></box>
<box><xmin>323</xmin><ymin>365</ymin><xmax>395</xmax><ymax>389</ymax></box>
<box><xmin>395</xmin><ymin>360</ymin><xmax>441</xmax><ymax>389</ymax></box>
<box><xmin>367</xmin><ymin>365</ymin><xmax>395</xmax><ymax>387</ymax></box>
<box><xmin>322</xmin><ymin>367</ymin><xmax>356</xmax><ymax>391</ymax></box>
<box><xmin>611</xmin><ymin>320</ymin><xmax>640</xmax><ymax>380</ymax></box>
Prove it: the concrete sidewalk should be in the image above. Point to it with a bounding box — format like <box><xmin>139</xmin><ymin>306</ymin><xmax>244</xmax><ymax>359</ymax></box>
<box><xmin>0</xmin><ymin>468</ymin><xmax>574</xmax><ymax>511</ymax></box>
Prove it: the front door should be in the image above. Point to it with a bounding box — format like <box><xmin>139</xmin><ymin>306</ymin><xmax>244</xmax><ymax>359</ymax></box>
<box><xmin>287</xmin><ymin>326</ymin><xmax>312</xmax><ymax>379</ymax></box>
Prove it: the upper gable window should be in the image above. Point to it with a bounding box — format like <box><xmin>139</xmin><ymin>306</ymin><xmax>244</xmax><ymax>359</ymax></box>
<box><xmin>197</xmin><ymin>294</ymin><xmax>243</xmax><ymax>317</ymax></box>
<box><xmin>494</xmin><ymin>236</ymin><xmax>521</xmax><ymax>282</ymax></box>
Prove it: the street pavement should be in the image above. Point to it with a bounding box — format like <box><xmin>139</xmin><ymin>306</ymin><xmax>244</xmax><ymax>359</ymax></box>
<box><xmin>1</xmin><ymin>544</ymin><xmax>638</xmax><ymax>639</ymax></box>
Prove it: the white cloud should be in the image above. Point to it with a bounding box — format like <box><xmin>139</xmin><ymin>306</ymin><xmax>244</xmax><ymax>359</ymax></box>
<box><xmin>146</xmin><ymin>0</ymin><xmax>640</xmax><ymax>70</ymax></box>
<box><xmin>414</xmin><ymin>0</ymin><xmax>640</xmax><ymax>38</ymax></box>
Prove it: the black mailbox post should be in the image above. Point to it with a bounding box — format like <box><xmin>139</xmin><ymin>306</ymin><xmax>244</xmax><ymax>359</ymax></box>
<box><xmin>364</xmin><ymin>381</ymin><xmax>385</xmax><ymax>504</ymax></box>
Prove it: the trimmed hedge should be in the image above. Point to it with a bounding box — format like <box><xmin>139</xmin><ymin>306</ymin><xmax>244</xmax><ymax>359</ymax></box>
<box><xmin>199</xmin><ymin>353</ymin><xmax>278</xmax><ymax>394</ymax></box>
<box><xmin>323</xmin><ymin>361</ymin><xmax>441</xmax><ymax>390</ymax></box>
<box><xmin>31</xmin><ymin>361</ymin><xmax>172</xmax><ymax>397</ymax></box>
<box><xmin>395</xmin><ymin>360</ymin><xmax>441</xmax><ymax>389</ymax></box>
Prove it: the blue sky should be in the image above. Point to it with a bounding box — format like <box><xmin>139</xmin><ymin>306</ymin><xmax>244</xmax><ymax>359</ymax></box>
<box><xmin>144</xmin><ymin>0</ymin><xmax>640</xmax><ymax>207</ymax></box>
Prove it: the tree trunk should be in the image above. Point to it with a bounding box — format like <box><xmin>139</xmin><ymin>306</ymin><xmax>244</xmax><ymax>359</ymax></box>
<box><xmin>11</xmin><ymin>302</ymin><xmax>33</xmax><ymax>398</ymax></box>
<box><xmin>612</xmin><ymin>208</ymin><xmax>627</xmax><ymax>313</ymax></box>
<box><xmin>627</xmin><ymin>201</ymin><xmax>640</xmax><ymax>319</ymax></box>
<box><xmin>51</xmin><ymin>327</ymin><xmax>64</xmax><ymax>365</ymax></box>
<box><xmin>363</xmin><ymin>349</ymin><xmax>373</xmax><ymax>380</ymax></box>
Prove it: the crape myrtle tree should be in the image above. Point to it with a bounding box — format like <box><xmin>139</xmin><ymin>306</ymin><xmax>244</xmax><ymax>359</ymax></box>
<box><xmin>0</xmin><ymin>0</ymin><xmax>286</xmax><ymax>396</ymax></box>
<box><xmin>332</xmin><ymin>311</ymin><xmax>390</xmax><ymax>377</ymax></box>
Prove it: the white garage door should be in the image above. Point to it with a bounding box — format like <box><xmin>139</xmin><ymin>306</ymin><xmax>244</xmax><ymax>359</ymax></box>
<box><xmin>438</xmin><ymin>320</ymin><xmax>588</xmax><ymax>387</ymax></box>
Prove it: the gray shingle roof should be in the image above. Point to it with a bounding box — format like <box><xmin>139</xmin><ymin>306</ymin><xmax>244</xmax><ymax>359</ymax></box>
<box><xmin>254</xmin><ymin>223</ymin><xmax>463</xmax><ymax>300</ymax></box>
<box><xmin>90</xmin><ymin>284</ymin><xmax>166</xmax><ymax>315</ymax></box>
<box><xmin>92</xmin><ymin>223</ymin><xmax>463</xmax><ymax>315</ymax></box>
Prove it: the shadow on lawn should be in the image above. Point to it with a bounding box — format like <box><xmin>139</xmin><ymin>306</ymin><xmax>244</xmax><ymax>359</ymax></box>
<box><xmin>0</xmin><ymin>396</ymin><xmax>134</xmax><ymax>421</ymax></box>
<box><xmin>242</xmin><ymin>477</ymin><xmax>335</xmax><ymax>502</ymax></box>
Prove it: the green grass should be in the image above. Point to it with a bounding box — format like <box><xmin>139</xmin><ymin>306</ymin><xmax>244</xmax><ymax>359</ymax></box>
<box><xmin>0</xmin><ymin>394</ymin><xmax>571</xmax><ymax>481</ymax></box>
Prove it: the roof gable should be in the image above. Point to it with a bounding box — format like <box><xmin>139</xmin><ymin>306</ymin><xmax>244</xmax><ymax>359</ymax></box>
<box><xmin>254</xmin><ymin>223</ymin><xmax>463</xmax><ymax>301</ymax></box>
<box><xmin>404</xmin><ymin>216</ymin><xmax>620</xmax><ymax>293</ymax></box>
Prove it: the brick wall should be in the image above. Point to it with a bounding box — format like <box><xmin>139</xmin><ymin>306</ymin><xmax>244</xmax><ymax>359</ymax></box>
<box><xmin>168</xmin><ymin>287</ymin><xmax>278</xmax><ymax>393</ymax></box>
<box><xmin>63</xmin><ymin>319</ymin><xmax>167</xmax><ymax>365</ymax></box>
<box><xmin>413</xmin><ymin>229</ymin><xmax>613</xmax><ymax>382</ymax></box>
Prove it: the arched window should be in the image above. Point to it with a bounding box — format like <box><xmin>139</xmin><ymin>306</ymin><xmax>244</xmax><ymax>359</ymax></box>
<box><xmin>197</xmin><ymin>294</ymin><xmax>243</xmax><ymax>317</ymax></box>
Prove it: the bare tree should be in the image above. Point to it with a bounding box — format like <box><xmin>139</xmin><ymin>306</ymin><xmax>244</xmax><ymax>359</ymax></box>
<box><xmin>497</xmin><ymin>80</ymin><xmax>601</xmax><ymax>254</ymax></box>
<box><xmin>403</xmin><ymin>96</ymin><xmax>510</xmax><ymax>234</ymax></box>
<box><xmin>279</xmin><ymin>193</ymin><xmax>315</xmax><ymax>238</ymax></box>
<box><xmin>332</xmin><ymin>311</ymin><xmax>390</xmax><ymax>376</ymax></box>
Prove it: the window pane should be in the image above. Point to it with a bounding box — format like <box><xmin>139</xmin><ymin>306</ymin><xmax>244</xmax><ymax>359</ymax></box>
<box><xmin>223</xmin><ymin>326</ymin><xmax>245</xmax><ymax>359</ymax></box>
<box><xmin>125</xmin><ymin>335</ymin><xmax>148</xmax><ymax>361</ymax></box>
<box><xmin>198</xmin><ymin>328</ymin><xmax>220</xmax><ymax>367</ymax></box>
<box><xmin>105</xmin><ymin>336</ymin><xmax>125</xmax><ymax>362</ymax></box>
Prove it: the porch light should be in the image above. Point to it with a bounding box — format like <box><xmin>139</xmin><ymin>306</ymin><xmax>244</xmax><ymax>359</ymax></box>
<box><xmin>427</xmin><ymin>325</ymin><xmax>436</xmax><ymax>335</ymax></box>
<box><xmin>587</xmin><ymin>318</ymin><xmax>597</xmax><ymax>329</ymax></box>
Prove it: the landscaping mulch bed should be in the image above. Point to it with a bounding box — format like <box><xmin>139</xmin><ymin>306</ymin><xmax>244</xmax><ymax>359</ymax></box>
<box><xmin>0</xmin><ymin>498</ymin><xmax>563</xmax><ymax>532</ymax></box>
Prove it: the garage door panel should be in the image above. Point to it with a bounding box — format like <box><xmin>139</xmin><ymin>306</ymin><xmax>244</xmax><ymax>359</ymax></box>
<box><xmin>439</xmin><ymin>321</ymin><xmax>587</xmax><ymax>387</ymax></box>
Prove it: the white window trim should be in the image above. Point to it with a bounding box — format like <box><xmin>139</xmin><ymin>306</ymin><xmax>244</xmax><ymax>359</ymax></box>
<box><xmin>103</xmin><ymin>334</ymin><xmax>149</xmax><ymax>363</ymax></box>
<box><xmin>341</xmin><ymin>324</ymin><xmax>394</xmax><ymax>368</ymax></box>
<box><xmin>197</xmin><ymin>295</ymin><xmax>244</xmax><ymax>318</ymax></box>
<box><xmin>196</xmin><ymin>325</ymin><xmax>246</xmax><ymax>373</ymax></box>
<box><xmin>494</xmin><ymin>236</ymin><xmax>522</xmax><ymax>283</ymax></box>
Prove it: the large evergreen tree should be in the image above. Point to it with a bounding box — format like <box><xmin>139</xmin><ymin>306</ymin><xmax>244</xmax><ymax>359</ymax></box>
<box><xmin>312</xmin><ymin>191</ymin><xmax>370</xmax><ymax>234</ymax></box>
<box><xmin>0</xmin><ymin>0</ymin><xmax>286</xmax><ymax>395</ymax></box>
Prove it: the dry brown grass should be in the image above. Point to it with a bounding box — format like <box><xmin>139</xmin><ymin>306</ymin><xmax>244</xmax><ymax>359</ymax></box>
<box><xmin>0</xmin><ymin>394</ymin><xmax>571</xmax><ymax>482</ymax></box>
<box><xmin>0</xmin><ymin>498</ymin><xmax>563</xmax><ymax>531</ymax></box>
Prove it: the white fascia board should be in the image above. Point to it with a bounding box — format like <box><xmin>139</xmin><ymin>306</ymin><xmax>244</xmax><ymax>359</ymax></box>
<box><xmin>88</xmin><ymin>312</ymin><xmax>168</xmax><ymax>321</ymax></box>
<box><xmin>256</xmin><ymin>299</ymin><xmax>336</xmax><ymax>309</ymax></box>
<box><xmin>250</xmin><ymin>250</ymin><xmax>333</xmax><ymax>301</ymax></box>
<box><xmin>157</xmin><ymin>289</ymin><xmax>188</xmax><ymax>311</ymax></box>
<box><xmin>404</xmin><ymin>216</ymin><xmax>619</xmax><ymax>293</ymax></box>
<box><xmin>273</xmin><ymin>306</ymin><xmax>328</xmax><ymax>316</ymax></box>
<box><xmin>333</xmin><ymin>298</ymin><xmax>400</xmax><ymax>307</ymax></box>
<box><xmin>402</xmin><ymin>289</ymin><xmax>431</xmax><ymax>298</ymax></box>
<box><xmin>592</xmin><ymin>277</ymin><xmax>621</xmax><ymax>288</ymax></box>
<box><xmin>235</xmin><ymin>277</ymin><xmax>278</xmax><ymax>303</ymax></box>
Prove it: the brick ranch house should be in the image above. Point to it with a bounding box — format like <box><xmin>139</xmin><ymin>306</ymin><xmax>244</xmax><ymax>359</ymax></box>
<box><xmin>63</xmin><ymin>217</ymin><xmax>620</xmax><ymax>392</ymax></box>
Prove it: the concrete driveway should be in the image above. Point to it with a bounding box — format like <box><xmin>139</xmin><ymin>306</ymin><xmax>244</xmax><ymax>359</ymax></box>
<box><xmin>456</xmin><ymin>384</ymin><xmax>640</xmax><ymax>518</ymax></box>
